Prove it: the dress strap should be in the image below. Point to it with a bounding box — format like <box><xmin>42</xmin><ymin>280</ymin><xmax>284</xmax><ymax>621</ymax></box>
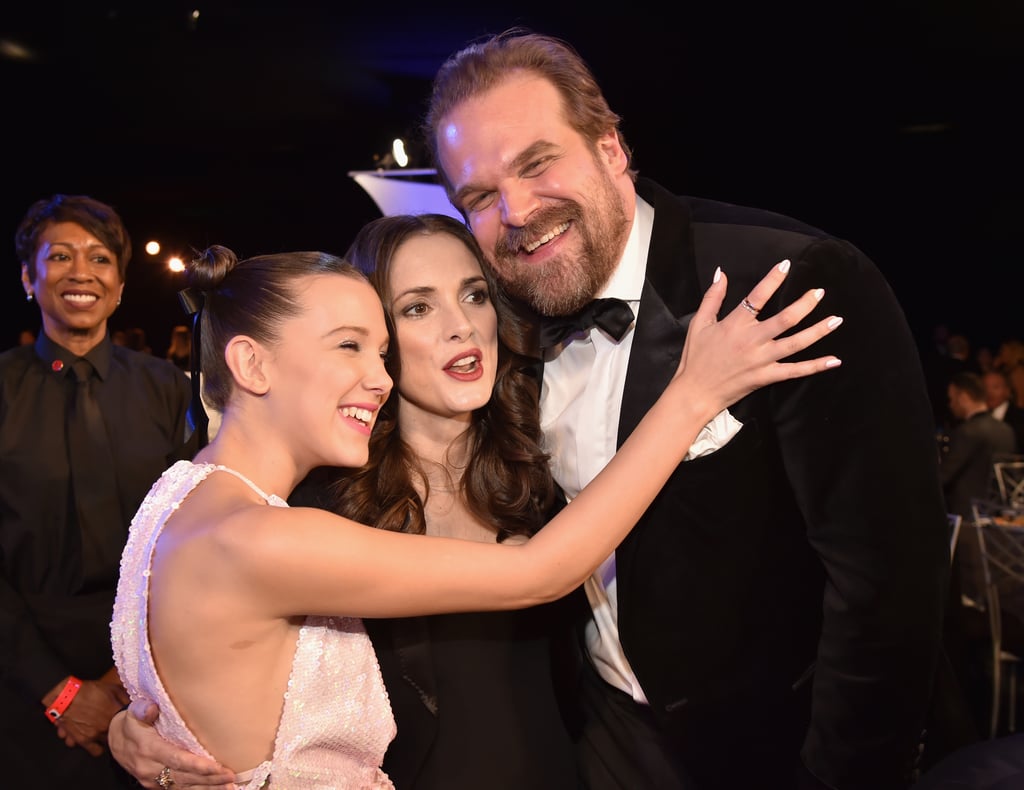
<box><xmin>206</xmin><ymin>464</ymin><xmax>288</xmax><ymax>506</ymax></box>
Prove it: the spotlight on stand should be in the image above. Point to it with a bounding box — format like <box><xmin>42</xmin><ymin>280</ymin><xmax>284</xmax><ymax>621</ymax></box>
<box><xmin>351</xmin><ymin>136</ymin><xmax>463</xmax><ymax>220</ymax></box>
<box><xmin>372</xmin><ymin>137</ymin><xmax>414</xmax><ymax>170</ymax></box>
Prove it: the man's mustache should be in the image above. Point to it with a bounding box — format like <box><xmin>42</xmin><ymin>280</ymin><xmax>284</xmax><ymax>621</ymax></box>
<box><xmin>496</xmin><ymin>205</ymin><xmax>581</xmax><ymax>258</ymax></box>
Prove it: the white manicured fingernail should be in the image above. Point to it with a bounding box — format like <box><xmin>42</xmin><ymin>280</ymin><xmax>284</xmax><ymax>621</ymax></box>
<box><xmin>778</xmin><ymin>259</ymin><xmax>791</xmax><ymax>274</ymax></box>
<box><xmin>814</xmin><ymin>288</ymin><xmax>825</xmax><ymax>301</ymax></box>
<box><xmin>825</xmin><ymin>358</ymin><xmax>843</xmax><ymax>368</ymax></box>
<box><xmin>827</xmin><ymin>316</ymin><xmax>843</xmax><ymax>329</ymax></box>
<box><xmin>713</xmin><ymin>266</ymin><xmax>722</xmax><ymax>283</ymax></box>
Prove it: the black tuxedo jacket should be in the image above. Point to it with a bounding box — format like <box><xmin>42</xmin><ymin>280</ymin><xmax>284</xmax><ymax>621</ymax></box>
<box><xmin>557</xmin><ymin>179</ymin><xmax>951</xmax><ymax>789</ymax></box>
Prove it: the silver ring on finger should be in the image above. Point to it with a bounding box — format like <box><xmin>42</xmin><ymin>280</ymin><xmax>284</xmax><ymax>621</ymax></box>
<box><xmin>741</xmin><ymin>298</ymin><xmax>761</xmax><ymax>317</ymax></box>
<box><xmin>156</xmin><ymin>767</ymin><xmax>175</xmax><ymax>789</ymax></box>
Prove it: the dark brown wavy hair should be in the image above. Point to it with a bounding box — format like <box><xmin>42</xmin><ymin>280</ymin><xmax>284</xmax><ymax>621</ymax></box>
<box><xmin>316</xmin><ymin>214</ymin><xmax>555</xmax><ymax>541</ymax></box>
<box><xmin>423</xmin><ymin>27</ymin><xmax>637</xmax><ymax>202</ymax></box>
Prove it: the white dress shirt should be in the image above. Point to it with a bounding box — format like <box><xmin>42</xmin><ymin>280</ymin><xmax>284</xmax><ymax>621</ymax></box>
<box><xmin>540</xmin><ymin>197</ymin><xmax>740</xmax><ymax>703</ymax></box>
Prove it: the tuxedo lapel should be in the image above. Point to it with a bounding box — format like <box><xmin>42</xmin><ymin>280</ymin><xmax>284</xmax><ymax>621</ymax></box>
<box><xmin>618</xmin><ymin>181</ymin><xmax>705</xmax><ymax>443</ymax></box>
<box><xmin>637</xmin><ymin>178</ymin><xmax>702</xmax><ymax>317</ymax></box>
<box><xmin>617</xmin><ymin>279</ymin><xmax>689</xmax><ymax>442</ymax></box>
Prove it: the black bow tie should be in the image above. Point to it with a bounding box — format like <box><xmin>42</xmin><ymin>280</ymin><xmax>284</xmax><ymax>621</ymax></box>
<box><xmin>539</xmin><ymin>298</ymin><xmax>635</xmax><ymax>348</ymax></box>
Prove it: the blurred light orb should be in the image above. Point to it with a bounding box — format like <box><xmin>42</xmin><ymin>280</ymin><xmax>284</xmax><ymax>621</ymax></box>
<box><xmin>168</xmin><ymin>257</ymin><xmax>185</xmax><ymax>273</ymax></box>
<box><xmin>392</xmin><ymin>138</ymin><xmax>409</xmax><ymax>168</ymax></box>
<box><xmin>145</xmin><ymin>240</ymin><xmax>161</xmax><ymax>255</ymax></box>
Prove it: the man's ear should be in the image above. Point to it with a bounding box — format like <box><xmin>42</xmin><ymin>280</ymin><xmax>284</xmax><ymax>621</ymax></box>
<box><xmin>596</xmin><ymin>130</ymin><xmax>628</xmax><ymax>175</ymax></box>
<box><xmin>225</xmin><ymin>336</ymin><xmax>270</xmax><ymax>396</ymax></box>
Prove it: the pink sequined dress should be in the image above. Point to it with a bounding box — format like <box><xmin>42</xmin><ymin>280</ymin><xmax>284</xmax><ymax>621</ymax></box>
<box><xmin>111</xmin><ymin>460</ymin><xmax>396</xmax><ymax>789</ymax></box>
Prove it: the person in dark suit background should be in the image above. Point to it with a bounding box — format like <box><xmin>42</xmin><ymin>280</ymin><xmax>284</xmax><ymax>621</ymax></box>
<box><xmin>420</xmin><ymin>29</ymin><xmax>950</xmax><ymax>790</ymax></box>
<box><xmin>922</xmin><ymin>326</ymin><xmax>969</xmax><ymax>437</ymax></box>
<box><xmin>937</xmin><ymin>370</ymin><xmax>1015</xmax><ymax>741</ymax></box>
<box><xmin>994</xmin><ymin>340</ymin><xmax>1024</xmax><ymax>411</ymax></box>
<box><xmin>941</xmin><ymin>371</ymin><xmax>1017</xmax><ymax>518</ymax></box>
<box><xmin>983</xmin><ymin>369</ymin><xmax>1024</xmax><ymax>453</ymax></box>
<box><xmin>940</xmin><ymin>371</ymin><xmax>1020</xmax><ymax>742</ymax></box>
<box><xmin>0</xmin><ymin>194</ymin><xmax>194</xmax><ymax>787</ymax></box>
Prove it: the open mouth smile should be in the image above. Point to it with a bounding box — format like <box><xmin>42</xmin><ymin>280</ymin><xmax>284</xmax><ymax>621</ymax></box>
<box><xmin>340</xmin><ymin>406</ymin><xmax>374</xmax><ymax>427</ymax></box>
<box><xmin>523</xmin><ymin>221</ymin><xmax>570</xmax><ymax>254</ymax></box>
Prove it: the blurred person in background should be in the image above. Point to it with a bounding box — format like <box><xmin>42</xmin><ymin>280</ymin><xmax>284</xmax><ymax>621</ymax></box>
<box><xmin>124</xmin><ymin>326</ymin><xmax>152</xmax><ymax>354</ymax></box>
<box><xmin>983</xmin><ymin>369</ymin><xmax>1024</xmax><ymax>453</ymax></box>
<box><xmin>940</xmin><ymin>371</ymin><xmax>1016</xmax><ymax>519</ymax></box>
<box><xmin>165</xmin><ymin>324</ymin><xmax>192</xmax><ymax>372</ymax></box>
<box><xmin>995</xmin><ymin>339</ymin><xmax>1024</xmax><ymax>410</ymax></box>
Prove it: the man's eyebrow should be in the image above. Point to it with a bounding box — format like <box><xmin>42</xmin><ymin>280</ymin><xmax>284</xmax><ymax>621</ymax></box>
<box><xmin>512</xmin><ymin>140</ymin><xmax>559</xmax><ymax>168</ymax></box>
<box><xmin>451</xmin><ymin>140</ymin><xmax>560</xmax><ymax>207</ymax></box>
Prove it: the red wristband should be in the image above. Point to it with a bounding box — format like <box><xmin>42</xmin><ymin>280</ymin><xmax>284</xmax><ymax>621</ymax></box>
<box><xmin>44</xmin><ymin>676</ymin><xmax>82</xmax><ymax>724</ymax></box>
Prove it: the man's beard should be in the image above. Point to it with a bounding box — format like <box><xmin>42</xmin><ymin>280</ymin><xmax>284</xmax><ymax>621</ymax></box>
<box><xmin>490</xmin><ymin>168</ymin><xmax>630</xmax><ymax>317</ymax></box>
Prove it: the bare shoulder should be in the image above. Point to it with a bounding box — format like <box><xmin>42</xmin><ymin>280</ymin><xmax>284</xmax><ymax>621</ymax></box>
<box><xmin>190</xmin><ymin>493</ymin><xmax>375</xmax><ymax>577</ymax></box>
<box><xmin>156</xmin><ymin>472</ymin><xmax>278</xmax><ymax>569</ymax></box>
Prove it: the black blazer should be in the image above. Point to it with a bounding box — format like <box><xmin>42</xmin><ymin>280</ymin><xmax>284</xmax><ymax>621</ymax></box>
<box><xmin>365</xmin><ymin>594</ymin><xmax>583</xmax><ymax>790</ymax></box>
<box><xmin>564</xmin><ymin>179</ymin><xmax>951</xmax><ymax>789</ymax></box>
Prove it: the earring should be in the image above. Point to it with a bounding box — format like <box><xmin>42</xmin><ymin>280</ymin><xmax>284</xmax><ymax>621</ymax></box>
<box><xmin>116</xmin><ymin>298</ymin><xmax>122</xmax><ymax>306</ymax></box>
<box><xmin>25</xmin><ymin>292</ymin><xmax>33</xmax><ymax>302</ymax></box>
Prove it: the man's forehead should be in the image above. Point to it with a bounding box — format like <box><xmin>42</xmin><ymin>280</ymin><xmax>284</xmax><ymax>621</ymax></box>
<box><xmin>441</xmin><ymin>73</ymin><xmax>565</xmax><ymax>139</ymax></box>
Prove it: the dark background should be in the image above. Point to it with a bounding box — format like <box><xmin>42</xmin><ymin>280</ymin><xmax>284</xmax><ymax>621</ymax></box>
<box><xmin>2</xmin><ymin>1</ymin><xmax>1021</xmax><ymax>359</ymax></box>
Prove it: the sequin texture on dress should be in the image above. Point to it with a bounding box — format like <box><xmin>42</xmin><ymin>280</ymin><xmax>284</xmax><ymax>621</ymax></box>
<box><xmin>111</xmin><ymin>460</ymin><xmax>396</xmax><ymax>789</ymax></box>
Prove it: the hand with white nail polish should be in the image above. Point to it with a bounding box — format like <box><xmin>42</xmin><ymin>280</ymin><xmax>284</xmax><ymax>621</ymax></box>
<box><xmin>671</xmin><ymin>259</ymin><xmax>842</xmax><ymax>420</ymax></box>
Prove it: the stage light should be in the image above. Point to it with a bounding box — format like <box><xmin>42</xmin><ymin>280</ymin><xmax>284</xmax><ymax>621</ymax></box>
<box><xmin>392</xmin><ymin>138</ymin><xmax>409</xmax><ymax>168</ymax></box>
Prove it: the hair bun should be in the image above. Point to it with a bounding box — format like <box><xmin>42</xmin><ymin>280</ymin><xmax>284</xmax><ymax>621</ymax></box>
<box><xmin>188</xmin><ymin>244</ymin><xmax>237</xmax><ymax>291</ymax></box>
